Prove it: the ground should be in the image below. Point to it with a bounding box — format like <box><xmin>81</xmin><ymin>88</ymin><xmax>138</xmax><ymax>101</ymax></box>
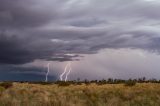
<box><xmin>0</xmin><ymin>83</ymin><xmax>160</xmax><ymax>106</ymax></box>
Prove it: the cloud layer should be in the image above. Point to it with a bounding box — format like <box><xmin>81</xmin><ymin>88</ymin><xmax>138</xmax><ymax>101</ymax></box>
<box><xmin>1</xmin><ymin>0</ymin><xmax>160</xmax><ymax>64</ymax></box>
<box><xmin>0</xmin><ymin>0</ymin><xmax>160</xmax><ymax>80</ymax></box>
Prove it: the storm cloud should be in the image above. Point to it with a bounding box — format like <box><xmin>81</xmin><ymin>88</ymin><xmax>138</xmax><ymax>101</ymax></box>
<box><xmin>0</xmin><ymin>0</ymin><xmax>160</xmax><ymax>80</ymax></box>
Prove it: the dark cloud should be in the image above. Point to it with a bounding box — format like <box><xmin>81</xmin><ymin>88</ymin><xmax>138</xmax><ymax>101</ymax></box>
<box><xmin>0</xmin><ymin>32</ymin><xmax>81</xmax><ymax>64</ymax></box>
<box><xmin>0</xmin><ymin>64</ymin><xmax>57</xmax><ymax>81</ymax></box>
<box><xmin>0</xmin><ymin>0</ymin><xmax>160</xmax><ymax>66</ymax></box>
<box><xmin>0</xmin><ymin>0</ymin><xmax>60</xmax><ymax>28</ymax></box>
<box><xmin>0</xmin><ymin>32</ymin><xmax>32</xmax><ymax>64</ymax></box>
<box><xmin>0</xmin><ymin>72</ymin><xmax>56</xmax><ymax>81</ymax></box>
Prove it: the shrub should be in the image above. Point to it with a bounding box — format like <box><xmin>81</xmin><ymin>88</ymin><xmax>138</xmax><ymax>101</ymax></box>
<box><xmin>0</xmin><ymin>86</ymin><xmax>5</xmax><ymax>95</ymax></box>
<box><xmin>125</xmin><ymin>80</ymin><xmax>136</xmax><ymax>86</ymax></box>
<box><xmin>0</xmin><ymin>82</ymin><xmax>13</xmax><ymax>89</ymax></box>
<box><xmin>34</xmin><ymin>82</ymin><xmax>53</xmax><ymax>85</ymax></box>
<box><xmin>84</xmin><ymin>79</ymin><xmax>90</xmax><ymax>85</ymax></box>
<box><xmin>56</xmin><ymin>81</ymin><xmax>70</xmax><ymax>86</ymax></box>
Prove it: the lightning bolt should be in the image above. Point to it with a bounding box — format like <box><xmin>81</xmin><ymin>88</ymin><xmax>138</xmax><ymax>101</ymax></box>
<box><xmin>65</xmin><ymin>66</ymin><xmax>72</xmax><ymax>82</ymax></box>
<box><xmin>45</xmin><ymin>63</ymin><xmax>50</xmax><ymax>82</ymax></box>
<box><xmin>60</xmin><ymin>62</ymin><xmax>70</xmax><ymax>81</ymax></box>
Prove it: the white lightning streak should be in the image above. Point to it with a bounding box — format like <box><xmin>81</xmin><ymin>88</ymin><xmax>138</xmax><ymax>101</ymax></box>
<box><xmin>60</xmin><ymin>62</ymin><xmax>70</xmax><ymax>81</ymax></box>
<box><xmin>45</xmin><ymin>63</ymin><xmax>50</xmax><ymax>82</ymax></box>
<box><xmin>65</xmin><ymin>67</ymin><xmax>72</xmax><ymax>82</ymax></box>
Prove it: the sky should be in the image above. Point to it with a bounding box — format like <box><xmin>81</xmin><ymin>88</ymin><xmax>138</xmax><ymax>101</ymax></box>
<box><xmin>0</xmin><ymin>0</ymin><xmax>160</xmax><ymax>81</ymax></box>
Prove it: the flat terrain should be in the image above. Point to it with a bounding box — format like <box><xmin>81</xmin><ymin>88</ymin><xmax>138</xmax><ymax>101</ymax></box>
<box><xmin>0</xmin><ymin>83</ymin><xmax>160</xmax><ymax>106</ymax></box>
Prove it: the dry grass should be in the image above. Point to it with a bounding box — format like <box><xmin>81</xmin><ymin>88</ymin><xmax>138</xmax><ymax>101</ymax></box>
<box><xmin>0</xmin><ymin>83</ymin><xmax>160</xmax><ymax>106</ymax></box>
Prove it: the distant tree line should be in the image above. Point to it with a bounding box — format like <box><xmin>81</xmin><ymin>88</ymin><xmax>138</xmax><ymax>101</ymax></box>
<box><xmin>54</xmin><ymin>77</ymin><xmax>160</xmax><ymax>86</ymax></box>
<box><xmin>2</xmin><ymin>77</ymin><xmax>160</xmax><ymax>87</ymax></box>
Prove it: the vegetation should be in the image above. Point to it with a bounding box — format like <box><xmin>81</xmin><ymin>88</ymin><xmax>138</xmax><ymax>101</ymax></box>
<box><xmin>0</xmin><ymin>82</ymin><xmax>13</xmax><ymax>89</ymax></box>
<box><xmin>0</xmin><ymin>78</ymin><xmax>159</xmax><ymax>106</ymax></box>
<box><xmin>124</xmin><ymin>79</ymin><xmax>136</xmax><ymax>86</ymax></box>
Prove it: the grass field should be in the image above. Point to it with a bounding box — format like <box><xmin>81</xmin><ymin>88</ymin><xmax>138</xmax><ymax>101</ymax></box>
<box><xmin>0</xmin><ymin>82</ymin><xmax>160</xmax><ymax>106</ymax></box>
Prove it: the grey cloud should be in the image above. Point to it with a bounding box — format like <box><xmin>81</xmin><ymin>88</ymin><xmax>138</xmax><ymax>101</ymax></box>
<box><xmin>0</xmin><ymin>0</ymin><xmax>160</xmax><ymax>65</ymax></box>
<box><xmin>0</xmin><ymin>32</ymin><xmax>80</xmax><ymax>64</ymax></box>
<box><xmin>0</xmin><ymin>0</ymin><xmax>63</xmax><ymax>28</ymax></box>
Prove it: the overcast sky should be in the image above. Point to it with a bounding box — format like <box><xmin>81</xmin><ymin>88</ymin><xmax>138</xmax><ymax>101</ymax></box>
<box><xmin>0</xmin><ymin>0</ymin><xmax>160</xmax><ymax>81</ymax></box>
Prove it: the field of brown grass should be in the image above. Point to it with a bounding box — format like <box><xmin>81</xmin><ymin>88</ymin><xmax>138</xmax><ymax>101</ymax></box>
<box><xmin>0</xmin><ymin>83</ymin><xmax>160</xmax><ymax>106</ymax></box>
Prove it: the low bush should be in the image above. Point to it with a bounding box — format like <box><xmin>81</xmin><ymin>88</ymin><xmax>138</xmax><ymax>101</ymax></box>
<box><xmin>32</xmin><ymin>82</ymin><xmax>53</xmax><ymax>85</ymax></box>
<box><xmin>0</xmin><ymin>86</ymin><xmax>5</xmax><ymax>95</ymax></box>
<box><xmin>125</xmin><ymin>80</ymin><xmax>136</xmax><ymax>86</ymax></box>
<box><xmin>0</xmin><ymin>82</ymin><xmax>13</xmax><ymax>89</ymax></box>
<box><xmin>56</xmin><ymin>81</ymin><xmax>70</xmax><ymax>86</ymax></box>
